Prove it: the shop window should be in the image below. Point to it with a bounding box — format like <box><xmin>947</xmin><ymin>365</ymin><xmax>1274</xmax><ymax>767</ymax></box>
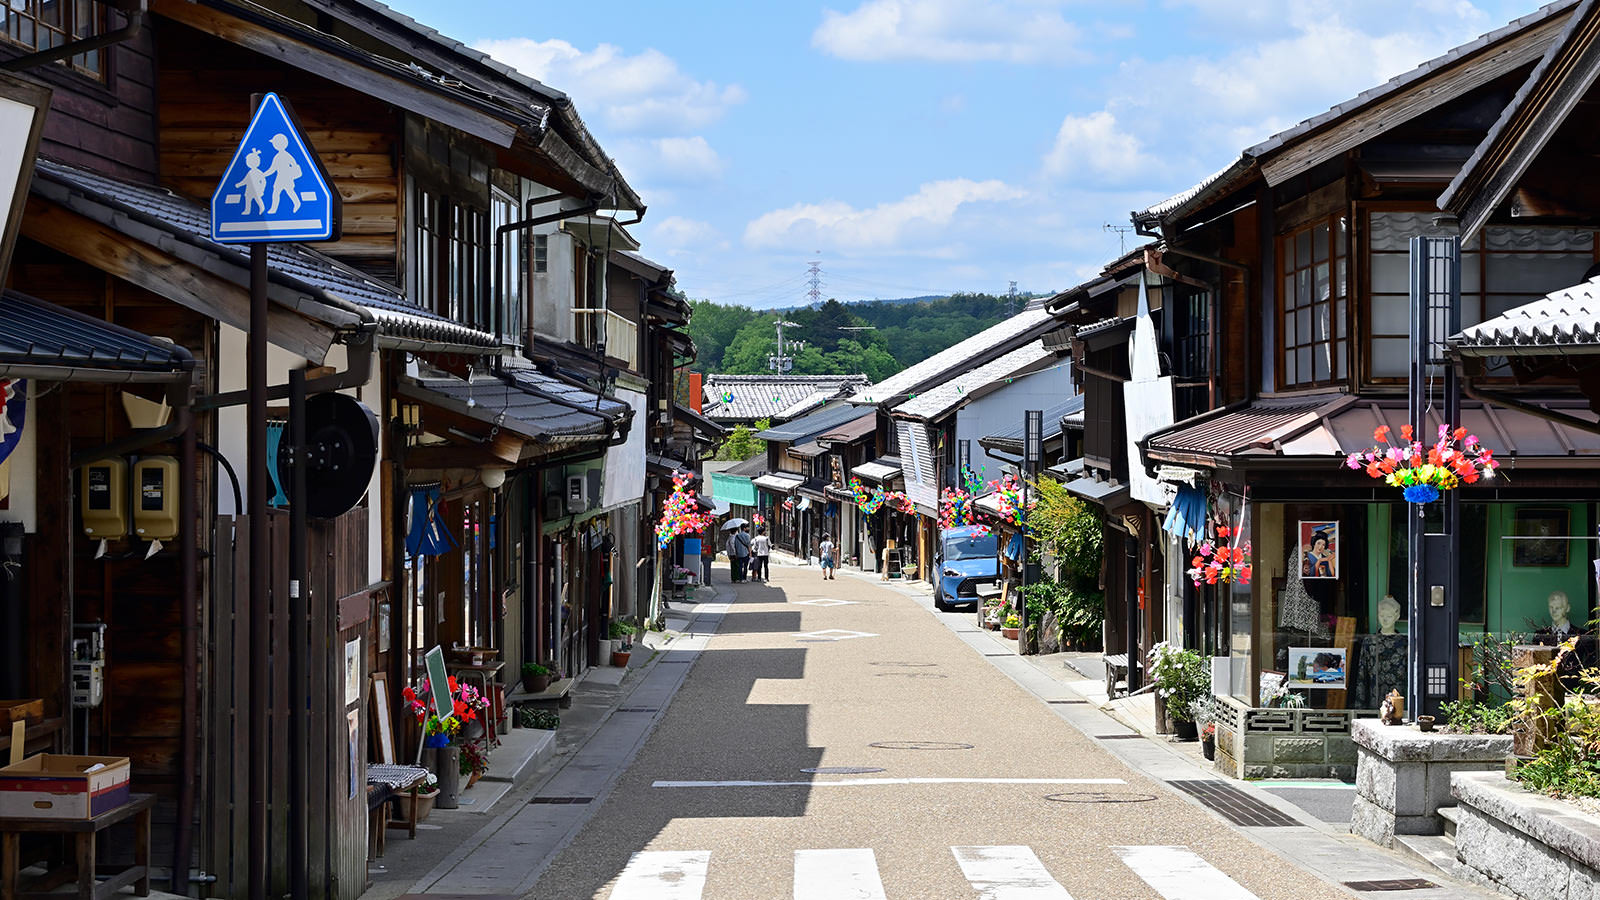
<box><xmin>1367</xmin><ymin>212</ymin><xmax>1595</xmax><ymax>380</ymax></box>
<box><xmin>1278</xmin><ymin>216</ymin><xmax>1348</xmax><ymax>389</ymax></box>
<box><xmin>0</xmin><ymin>0</ymin><xmax>105</xmax><ymax>80</ymax></box>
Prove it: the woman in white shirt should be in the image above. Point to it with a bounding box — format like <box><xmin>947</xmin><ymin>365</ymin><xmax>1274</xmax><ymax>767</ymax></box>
<box><xmin>750</xmin><ymin>528</ymin><xmax>772</xmax><ymax>581</ymax></box>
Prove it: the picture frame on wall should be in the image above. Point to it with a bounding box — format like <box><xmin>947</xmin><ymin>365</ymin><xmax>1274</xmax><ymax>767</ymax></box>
<box><xmin>1298</xmin><ymin>520</ymin><xmax>1339</xmax><ymax>580</ymax></box>
<box><xmin>1512</xmin><ymin>507</ymin><xmax>1570</xmax><ymax>568</ymax></box>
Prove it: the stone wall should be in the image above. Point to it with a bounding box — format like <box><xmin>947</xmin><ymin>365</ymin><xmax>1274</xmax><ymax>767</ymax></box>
<box><xmin>1350</xmin><ymin>719</ymin><xmax>1511</xmax><ymax>848</ymax></box>
<box><xmin>1453</xmin><ymin>771</ymin><xmax>1600</xmax><ymax>900</ymax></box>
<box><xmin>1211</xmin><ymin>696</ymin><xmax>1357</xmax><ymax>780</ymax></box>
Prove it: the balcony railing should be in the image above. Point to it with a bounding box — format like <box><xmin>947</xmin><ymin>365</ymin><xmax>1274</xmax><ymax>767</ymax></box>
<box><xmin>572</xmin><ymin>308</ymin><xmax>640</xmax><ymax>371</ymax></box>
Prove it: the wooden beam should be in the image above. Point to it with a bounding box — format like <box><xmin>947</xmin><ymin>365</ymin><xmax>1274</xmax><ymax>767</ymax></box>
<box><xmin>150</xmin><ymin>0</ymin><xmax>522</xmax><ymax>148</ymax></box>
<box><xmin>21</xmin><ymin>198</ymin><xmax>337</xmax><ymax>362</ymax></box>
<box><xmin>402</xmin><ymin>444</ymin><xmax>513</xmax><ymax>470</ymax></box>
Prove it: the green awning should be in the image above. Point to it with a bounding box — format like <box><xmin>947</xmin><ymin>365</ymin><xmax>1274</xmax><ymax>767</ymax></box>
<box><xmin>710</xmin><ymin>473</ymin><xmax>757</xmax><ymax>507</ymax></box>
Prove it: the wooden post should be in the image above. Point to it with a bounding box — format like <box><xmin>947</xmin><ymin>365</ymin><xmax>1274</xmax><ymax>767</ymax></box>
<box><xmin>1512</xmin><ymin>644</ymin><xmax>1560</xmax><ymax>758</ymax></box>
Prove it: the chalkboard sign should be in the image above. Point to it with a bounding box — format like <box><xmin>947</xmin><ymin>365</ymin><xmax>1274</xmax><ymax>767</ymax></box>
<box><xmin>423</xmin><ymin>645</ymin><xmax>452</xmax><ymax>725</ymax></box>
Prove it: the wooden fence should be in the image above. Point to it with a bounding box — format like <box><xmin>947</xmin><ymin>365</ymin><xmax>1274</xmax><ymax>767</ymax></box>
<box><xmin>204</xmin><ymin>509</ymin><xmax>369</xmax><ymax>899</ymax></box>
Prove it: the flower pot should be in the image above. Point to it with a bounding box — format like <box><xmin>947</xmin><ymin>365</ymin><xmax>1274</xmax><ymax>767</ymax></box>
<box><xmin>1172</xmin><ymin>719</ymin><xmax>1199</xmax><ymax>742</ymax></box>
<box><xmin>1001</xmin><ymin>627</ymin><xmax>1019</xmax><ymax>640</ymax></box>
<box><xmin>1201</xmin><ymin>736</ymin><xmax>1216</xmax><ymax>760</ymax></box>
<box><xmin>391</xmin><ymin>786</ymin><xmax>438</xmax><ymax>826</ymax></box>
<box><xmin>522</xmin><ymin>672</ymin><xmax>551</xmax><ymax>694</ymax></box>
<box><xmin>460</xmin><ymin>717</ymin><xmax>485</xmax><ymax>742</ymax></box>
<box><xmin>1417</xmin><ymin>715</ymin><xmax>1436</xmax><ymax>733</ymax></box>
<box><xmin>466</xmin><ymin>771</ymin><xmax>483</xmax><ymax>789</ymax></box>
<box><xmin>612</xmin><ymin>649</ymin><xmax>631</xmax><ymax>667</ymax></box>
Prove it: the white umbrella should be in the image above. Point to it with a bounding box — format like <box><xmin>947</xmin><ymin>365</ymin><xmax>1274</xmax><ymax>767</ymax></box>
<box><xmin>721</xmin><ymin>517</ymin><xmax>749</xmax><ymax>531</ymax></box>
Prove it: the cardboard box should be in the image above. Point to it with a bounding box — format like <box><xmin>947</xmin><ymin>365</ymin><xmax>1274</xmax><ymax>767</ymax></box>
<box><xmin>0</xmin><ymin>699</ymin><xmax>42</xmax><ymax>724</ymax></box>
<box><xmin>0</xmin><ymin>754</ymin><xmax>131</xmax><ymax>819</ymax></box>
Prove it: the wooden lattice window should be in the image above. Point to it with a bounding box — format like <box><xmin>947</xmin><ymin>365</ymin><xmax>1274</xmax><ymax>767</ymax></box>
<box><xmin>0</xmin><ymin>0</ymin><xmax>106</xmax><ymax>80</ymax></box>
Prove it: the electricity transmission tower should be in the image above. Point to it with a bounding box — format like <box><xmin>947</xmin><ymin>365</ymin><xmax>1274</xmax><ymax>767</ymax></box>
<box><xmin>1007</xmin><ymin>280</ymin><xmax>1019</xmax><ymax>316</ymax></box>
<box><xmin>806</xmin><ymin>260</ymin><xmax>823</xmax><ymax>306</ymax></box>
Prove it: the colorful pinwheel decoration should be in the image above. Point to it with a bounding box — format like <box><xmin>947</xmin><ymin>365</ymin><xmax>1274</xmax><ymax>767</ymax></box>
<box><xmin>1187</xmin><ymin>525</ymin><xmax>1253</xmax><ymax>587</ymax></box>
<box><xmin>655</xmin><ymin>472</ymin><xmax>716</xmax><ymax>548</ymax></box>
<box><xmin>992</xmin><ymin>472</ymin><xmax>1034</xmax><ymax>529</ymax></box>
<box><xmin>1345</xmin><ymin>423</ymin><xmax>1499</xmax><ymax>504</ymax></box>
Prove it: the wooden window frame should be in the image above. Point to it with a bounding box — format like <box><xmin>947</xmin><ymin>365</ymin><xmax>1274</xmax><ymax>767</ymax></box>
<box><xmin>0</xmin><ymin>0</ymin><xmax>107</xmax><ymax>81</ymax></box>
<box><xmin>1276</xmin><ymin>213</ymin><xmax>1349</xmax><ymax>390</ymax></box>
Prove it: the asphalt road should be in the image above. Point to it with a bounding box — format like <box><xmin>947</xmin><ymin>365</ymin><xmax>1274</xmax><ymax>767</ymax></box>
<box><xmin>530</xmin><ymin>566</ymin><xmax>1351</xmax><ymax>899</ymax></box>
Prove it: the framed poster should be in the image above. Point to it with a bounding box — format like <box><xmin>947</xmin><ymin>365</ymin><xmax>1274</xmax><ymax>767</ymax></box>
<box><xmin>1287</xmin><ymin>647</ymin><xmax>1347</xmax><ymax>689</ymax></box>
<box><xmin>343</xmin><ymin>637</ymin><xmax>362</xmax><ymax>707</ymax></box>
<box><xmin>370</xmin><ymin>673</ymin><xmax>396</xmax><ymax>765</ymax></box>
<box><xmin>1298</xmin><ymin>520</ymin><xmax>1339</xmax><ymax>580</ymax></box>
<box><xmin>1513</xmin><ymin>508</ymin><xmax>1570</xmax><ymax>567</ymax></box>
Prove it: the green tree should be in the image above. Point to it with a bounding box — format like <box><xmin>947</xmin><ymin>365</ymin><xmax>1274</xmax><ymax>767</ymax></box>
<box><xmin>687</xmin><ymin>299</ymin><xmax>762</xmax><ymax>372</ymax></box>
<box><xmin>714</xmin><ymin>418</ymin><xmax>769</xmax><ymax>461</ymax></box>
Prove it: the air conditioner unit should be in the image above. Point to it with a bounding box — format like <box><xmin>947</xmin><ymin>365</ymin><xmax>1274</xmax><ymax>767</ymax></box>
<box><xmin>565</xmin><ymin>474</ymin><xmax>587</xmax><ymax>514</ymax></box>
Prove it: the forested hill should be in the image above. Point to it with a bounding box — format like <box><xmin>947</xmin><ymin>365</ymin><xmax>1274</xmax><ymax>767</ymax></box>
<box><xmin>687</xmin><ymin>293</ymin><xmax>1028</xmax><ymax>381</ymax></box>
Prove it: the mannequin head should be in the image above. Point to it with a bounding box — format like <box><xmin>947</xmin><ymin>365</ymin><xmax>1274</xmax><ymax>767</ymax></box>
<box><xmin>1377</xmin><ymin>595</ymin><xmax>1401</xmax><ymax>635</ymax></box>
<box><xmin>1549</xmin><ymin>590</ymin><xmax>1572</xmax><ymax>630</ymax></box>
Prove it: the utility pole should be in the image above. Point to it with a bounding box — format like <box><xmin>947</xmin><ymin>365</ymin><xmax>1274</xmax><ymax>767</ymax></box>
<box><xmin>769</xmin><ymin>319</ymin><xmax>804</xmax><ymax>373</ymax></box>
<box><xmin>1105</xmin><ymin>222</ymin><xmax>1134</xmax><ymax>256</ymax></box>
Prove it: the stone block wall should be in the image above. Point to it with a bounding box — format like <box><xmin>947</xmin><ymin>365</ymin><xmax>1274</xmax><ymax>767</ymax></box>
<box><xmin>1453</xmin><ymin>771</ymin><xmax>1600</xmax><ymax>900</ymax></box>
<box><xmin>1211</xmin><ymin>696</ymin><xmax>1357</xmax><ymax>780</ymax></box>
<box><xmin>1350</xmin><ymin>719</ymin><xmax>1512</xmax><ymax>848</ymax></box>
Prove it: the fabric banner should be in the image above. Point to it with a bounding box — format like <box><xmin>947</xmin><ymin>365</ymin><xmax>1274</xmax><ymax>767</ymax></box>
<box><xmin>405</xmin><ymin>486</ymin><xmax>457</xmax><ymax>557</ymax></box>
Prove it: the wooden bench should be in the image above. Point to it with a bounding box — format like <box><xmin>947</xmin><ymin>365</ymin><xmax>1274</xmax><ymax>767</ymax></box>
<box><xmin>0</xmin><ymin>792</ymin><xmax>153</xmax><ymax>900</ymax></box>
<box><xmin>1104</xmin><ymin>653</ymin><xmax>1131</xmax><ymax>698</ymax></box>
<box><xmin>507</xmin><ymin>677</ymin><xmax>574</xmax><ymax>711</ymax></box>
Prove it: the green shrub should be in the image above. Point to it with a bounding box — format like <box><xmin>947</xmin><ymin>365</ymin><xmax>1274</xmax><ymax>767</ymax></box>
<box><xmin>516</xmin><ymin>707</ymin><xmax>559</xmax><ymax>730</ymax></box>
<box><xmin>1439</xmin><ymin>698</ymin><xmax>1513</xmax><ymax>735</ymax></box>
<box><xmin>1148</xmin><ymin>642</ymin><xmax>1210</xmax><ymax>722</ymax></box>
<box><xmin>521</xmin><ymin>661</ymin><xmax>554</xmax><ymax>678</ymax></box>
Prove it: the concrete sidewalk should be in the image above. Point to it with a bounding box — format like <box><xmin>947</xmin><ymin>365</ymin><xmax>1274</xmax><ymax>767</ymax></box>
<box><xmin>834</xmin><ymin>563</ymin><xmax>1500</xmax><ymax>900</ymax></box>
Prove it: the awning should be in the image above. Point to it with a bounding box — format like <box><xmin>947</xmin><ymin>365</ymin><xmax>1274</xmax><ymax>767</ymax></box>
<box><xmin>818</xmin><ymin>412</ymin><xmax>877</xmax><ymax>446</ymax></box>
<box><xmin>1143</xmin><ymin>395</ymin><xmax>1352</xmax><ymax>468</ymax></box>
<box><xmin>674</xmin><ymin>402</ymin><xmax>725</xmax><ymax>440</ymax></box>
<box><xmin>825</xmin><ymin>484</ymin><xmax>855</xmax><ymax>502</ymax></box>
<box><xmin>853</xmin><ymin>457</ymin><xmax>902</xmax><ymax>482</ymax></box>
<box><xmin>398</xmin><ymin>368</ymin><xmax>630</xmax><ymax>465</ymax></box>
<box><xmin>798</xmin><ymin>478</ymin><xmax>831</xmax><ymax>501</ymax></box>
<box><xmin>753</xmin><ymin>473</ymin><xmax>804</xmax><ymax>494</ymax></box>
<box><xmin>646</xmin><ymin>453</ymin><xmax>687</xmax><ymax>476</ymax></box>
<box><xmin>974</xmin><ymin>491</ymin><xmax>1004</xmax><ymax>517</ymax></box>
<box><xmin>1045</xmin><ymin>457</ymin><xmax>1085</xmax><ymax>481</ymax></box>
<box><xmin>787</xmin><ymin>440</ymin><xmax>828</xmax><ymax>459</ymax></box>
<box><xmin>710</xmin><ymin>473</ymin><xmax>757</xmax><ymax>507</ymax></box>
<box><xmin>0</xmin><ymin>290</ymin><xmax>195</xmax><ymax>383</ymax></box>
<box><xmin>1063</xmin><ymin>475</ymin><xmax>1130</xmax><ymax>507</ymax></box>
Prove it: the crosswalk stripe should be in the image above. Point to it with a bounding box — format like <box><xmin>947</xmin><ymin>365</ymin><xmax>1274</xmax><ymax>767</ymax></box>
<box><xmin>794</xmin><ymin>848</ymin><xmax>887</xmax><ymax>900</ymax></box>
<box><xmin>608</xmin><ymin>850</ymin><xmax>710</xmax><ymax>900</ymax></box>
<box><xmin>1112</xmin><ymin>845</ymin><xmax>1260</xmax><ymax>900</ymax></box>
<box><xmin>951</xmin><ymin>846</ymin><xmax>1075</xmax><ymax>899</ymax></box>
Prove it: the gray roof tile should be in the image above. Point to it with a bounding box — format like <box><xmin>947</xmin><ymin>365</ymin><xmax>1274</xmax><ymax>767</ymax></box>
<box><xmin>1452</xmin><ymin>276</ymin><xmax>1600</xmax><ymax>353</ymax></box>
<box><xmin>0</xmin><ymin>290</ymin><xmax>194</xmax><ymax>374</ymax></box>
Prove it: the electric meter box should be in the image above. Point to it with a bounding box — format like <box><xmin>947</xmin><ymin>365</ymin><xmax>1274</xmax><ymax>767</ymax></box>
<box><xmin>80</xmin><ymin>459</ymin><xmax>127</xmax><ymax>540</ymax></box>
<box><xmin>132</xmin><ymin>456</ymin><xmax>180</xmax><ymax>541</ymax></box>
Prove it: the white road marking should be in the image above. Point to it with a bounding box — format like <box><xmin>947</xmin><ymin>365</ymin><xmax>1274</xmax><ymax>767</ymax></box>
<box><xmin>793</xmin><ymin>629</ymin><xmax>877</xmax><ymax>641</ymax></box>
<box><xmin>952</xmin><ymin>846</ymin><xmax>1075</xmax><ymax>899</ymax></box>
<box><xmin>794</xmin><ymin>848</ymin><xmax>886</xmax><ymax>900</ymax></box>
<box><xmin>653</xmin><ymin>777</ymin><xmax>1124</xmax><ymax>788</ymax></box>
<box><xmin>608</xmin><ymin>850</ymin><xmax>709</xmax><ymax>900</ymax></box>
<box><xmin>793</xmin><ymin>598</ymin><xmax>857</xmax><ymax>606</ymax></box>
<box><xmin>1112</xmin><ymin>846</ymin><xmax>1260</xmax><ymax>900</ymax></box>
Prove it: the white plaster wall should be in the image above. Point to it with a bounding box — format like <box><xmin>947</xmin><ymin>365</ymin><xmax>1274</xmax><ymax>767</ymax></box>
<box><xmin>531</xmin><ymin>228</ymin><xmax>575</xmax><ymax>344</ymax></box>
<box><xmin>601</xmin><ymin>388</ymin><xmax>647</xmax><ymax>510</ymax></box>
<box><xmin>954</xmin><ymin>364</ymin><xmax>1073</xmax><ymax>484</ymax></box>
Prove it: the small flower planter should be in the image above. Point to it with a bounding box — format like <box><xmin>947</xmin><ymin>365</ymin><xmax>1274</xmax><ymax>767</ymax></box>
<box><xmin>390</xmin><ymin>786</ymin><xmax>438</xmax><ymax>826</ymax></box>
<box><xmin>611</xmin><ymin>649</ymin><xmax>631</xmax><ymax>667</ymax></box>
<box><xmin>1001</xmin><ymin>627</ymin><xmax>1019</xmax><ymax>640</ymax></box>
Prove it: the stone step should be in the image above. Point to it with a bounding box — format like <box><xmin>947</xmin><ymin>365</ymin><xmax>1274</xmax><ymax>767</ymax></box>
<box><xmin>1437</xmin><ymin>805</ymin><xmax>1459</xmax><ymax>839</ymax></box>
<box><xmin>1394</xmin><ymin>833</ymin><xmax>1458</xmax><ymax>878</ymax></box>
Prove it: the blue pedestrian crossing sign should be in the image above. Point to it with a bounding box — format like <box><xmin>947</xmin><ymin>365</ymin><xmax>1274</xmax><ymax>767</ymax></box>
<box><xmin>210</xmin><ymin>93</ymin><xmax>338</xmax><ymax>243</ymax></box>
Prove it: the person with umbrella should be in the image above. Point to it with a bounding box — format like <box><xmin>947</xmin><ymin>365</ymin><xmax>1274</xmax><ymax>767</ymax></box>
<box><xmin>724</xmin><ymin>518</ymin><xmax>751</xmax><ymax>582</ymax></box>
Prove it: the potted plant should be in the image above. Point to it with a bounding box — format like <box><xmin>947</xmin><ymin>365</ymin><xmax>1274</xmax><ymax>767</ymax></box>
<box><xmin>983</xmin><ymin>599</ymin><xmax>1003</xmax><ymax>630</ymax></box>
<box><xmin>460</xmin><ymin>740</ymin><xmax>490</xmax><ymax>788</ymax></box>
<box><xmin>1001</xmin><ymin>613</ymin><xmax>1021</xmax><ymax>640</ymax></box>
<box><xmin>1201</xmin><ymin>722</ymin><xmax>1217</xmax><ymax>760</ymax></box>
<box><xmin>1190</xmin><ymin>696</ymin><xmax>1220</xmax><ymax>760</ymax></box>
<box><xmin>521</xmin><ymin>661</ymin><xmax>554</xmax><ymax>694</ymax></box>
<box><xmin>1148</xmin><ymin>642</ymin><xmax>1210</xmax><ymax>741</ymax></box>
<box><xmin>610</xmin><ymin>620</ymin><xmax>637</xmax><ymax>667</ymax></box>
<box><xmin>391</xmin><ymin>772</ymin><xmax>439</xmax><ymax>826</ymax></box>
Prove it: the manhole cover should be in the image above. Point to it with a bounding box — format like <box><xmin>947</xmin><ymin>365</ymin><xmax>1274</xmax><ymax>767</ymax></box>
<box><xmin>1045</xmin><ymin>791</ymin><xmax>1157</xmax><ymax>804</ymax></box>
<box><xmin>801</xmin><ymin>766</ymin><xmax>886</xmax><ymax>774</ymax></box>
<box><xmin>873</xmin><ymin>672</ymin><xmax>948</xmax><ymax>678</ymax></box>
<box><xmin>868</xmin><ymin>741</ymin><xmax>974</xmax><ymax>750</ymax></box>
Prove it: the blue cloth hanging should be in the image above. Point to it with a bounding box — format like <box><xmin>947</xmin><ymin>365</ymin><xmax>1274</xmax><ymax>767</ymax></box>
<box><xmin>1162</xmin><ymin>484</ymin><xmax>1207</xmax><ymax>544</ymax></box>
<box><xmin>406</xmin><ymin>486</ymin><xmax>457</xmax><ymax>557</ymax></box>
<box><xmin>1004</xmin><ymin>532</ymin><xmax>1025</xmax><ymax>562</ymax></box>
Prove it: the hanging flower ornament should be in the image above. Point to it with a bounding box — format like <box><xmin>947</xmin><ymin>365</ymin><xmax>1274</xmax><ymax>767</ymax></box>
<box><xmin>1345</xmin><ymin>423</ymin><xmax>1499</xmax><ymax>504</ymax></box>
<box><xmin>782</xmin><ymin>495</ymin><xmax>796</xmax><ymax>511</ymax></box>
<box><xmin>1187</xmin><ymin>524</ymin><xmax>1252</xmax><ymax>587</ymax></box>
<box><xmin>939</xmin><ymin>486</ymin><xmax>979</xmax><ymax>531</ymax></box>
<box><xmin>881</xmin><ymin>490</ymin><xmax>914</xmax><ymax>514</ymax></box>
<box><xmin>992</xmin><ymin>472</ymin><xmax>1034</xmax><ymax>529</ymax></box>
<box><xmin>655</xmin><ymin>472</ymin><xmax>716</xmax><ymax>548</ymax></box>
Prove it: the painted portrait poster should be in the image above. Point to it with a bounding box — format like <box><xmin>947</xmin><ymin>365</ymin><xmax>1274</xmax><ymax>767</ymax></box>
<box><xmin>1299</xmin><ymin>520</ymin><xmax>1339</xmax><ymax>580</ymax></box>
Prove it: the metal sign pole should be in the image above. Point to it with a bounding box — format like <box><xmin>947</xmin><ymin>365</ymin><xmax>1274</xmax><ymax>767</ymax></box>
<box><xmin>247</xmin><ymin>241</ymin><xmax>269</xmax><ymax>900</ymax></box>
<box><xmin>1021</xmin><ymin>410</ymin><xmax>1042</xmax><ymax>652</ymax></box>
<box><xmin>288</xmin><ymin>367</ymin><xmax>308</xmax><ymax>900</ymax></box>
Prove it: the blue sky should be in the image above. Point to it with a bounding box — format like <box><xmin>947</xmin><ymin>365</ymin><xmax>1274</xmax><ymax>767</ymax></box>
<box><xmin>387</xmin><ymin>0</ymin><xmax>1545</xmax><ymax>307</ymax></box>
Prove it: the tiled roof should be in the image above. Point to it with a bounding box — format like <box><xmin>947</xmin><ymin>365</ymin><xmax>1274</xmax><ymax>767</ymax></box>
<box><xmin>408</xmin><ymin>370</ymin><xmax>625</xmax><ymax>441</ymax></box>
<box><xmin>1452</xmin><ymin>276</ymin><xmax>1600</xmax><ymax>354</ymax></box>
<box><xmin>848</xmin><ymin>302</ymin><xmax>1058</xmax><ymax>405</ymax></box>
<box><xmin>981</xmin><ymin>395</ymin><xmax>1085</xmax><ymax>449</ymax></box>
<box><xmin>755</xmin><ymin>403</ymin><xmax>871</xmax><ymax>443</ymax></box>
<box><xmin>704</xmin><ymin>374</ymin><xmax>869</xmax><ymax>421</ymax></box>
<box><xmin>1136</xmin><ymin>0</ymin><xmax>1578</xmax><ymax>225</ymax></box>
<box><xmin>852</xmin><ymin>457</ymin><xmax>902</xmax><ymax>482</ymax></box>
<box><xmin>1145</xmin><ymin>396</ymin><xmax>1348</xmax><ymax>461</ymax></box>
<box><xmin>818</xmin><ymin>412</ymin><xmax>877</xmax><ymax>445</ymax></box>
<box><xmin>724</xmin><ymin>454</ymin><xmax>769</xmax><ymax>477</ymax></box>
<box><xmin>0</xmin><ymin>290</ymin><xmax>194</xmax><ymax>377</ymax></box>
<box><xmin>32</xmin><ymin>158</ymin><xmax>499</xmax><ymax>351</ymax></box>
<box><xmin>892</xmin><ymin>341</ymin><xmax>1058</xmax><ymax>420</ymax></box>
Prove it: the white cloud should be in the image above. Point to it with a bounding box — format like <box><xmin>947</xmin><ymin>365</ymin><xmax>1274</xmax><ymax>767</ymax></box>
<box><xmin>649</xmin><ymin>216</ymin><xmax>723</xmax><ymax>250</ymax></box>
<box><xmin>744</xmin><ymin>179</ymin><xmax>1024</xmax><ymax>251</ymax></box>
<box><xmin>472</xmin><ymin>38</ymin><xmax>746</xmax><ymax>134</ymax></box>
<box><xmin>615</xmin><ymin>136</ymin><xmax>725</xmax><ymax>187</ymax></box>
<box><xmin>812</xmin><ymin>0</ymin><xmax>1084</xmax><ymax>64</ymax></box>
<box><xmin>1042</xmin><ymin>110</ymin><xmax>1159</xmax><ymax>184</ymax></box>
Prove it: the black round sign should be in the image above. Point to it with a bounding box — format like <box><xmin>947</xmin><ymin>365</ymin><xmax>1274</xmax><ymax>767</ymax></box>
<box><xmin>275</xmin><ymin>393</ymin><xmax>379</xmax><ymax>519</ymax></box>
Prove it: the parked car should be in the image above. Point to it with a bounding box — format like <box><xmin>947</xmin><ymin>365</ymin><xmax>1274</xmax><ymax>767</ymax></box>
<box><xmin>935</xmin><ymin>525</ymin><xmax>999</xmax><ymax>611</ymax></box>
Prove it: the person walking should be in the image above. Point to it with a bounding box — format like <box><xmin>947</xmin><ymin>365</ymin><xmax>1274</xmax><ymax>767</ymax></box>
<box><xmin>751</xmin><ymin>527</ymin><xmax>772</xmax><ymax>582</ymax></box>
<box><xmin>819</xmin><ymin>533</ymin><xmax>836</xmax><ymax>580</ymax></box>
<box><xmin>700</xmin><ymin>542</ymin><xmax>715</xmax><ymax>585</ymax></box>
<box><xmin>728</xmin><ymin>525</ymin><xmax>751</xmax><ymax>583</ymax></box>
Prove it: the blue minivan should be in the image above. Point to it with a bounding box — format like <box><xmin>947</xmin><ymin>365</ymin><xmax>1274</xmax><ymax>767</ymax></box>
<box><xmin>935</xmin><ymin>525</ymin><xmax>999</xmax><ymax>611</ymax></box>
